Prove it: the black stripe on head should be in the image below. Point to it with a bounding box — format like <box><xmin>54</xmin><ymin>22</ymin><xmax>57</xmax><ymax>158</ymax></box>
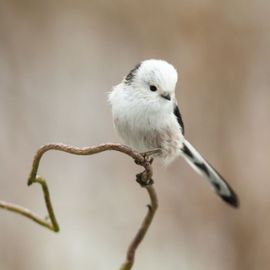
<box><xmin>125</xmin><ymin>63</ymin><xmax>141</xmax><ymax>85</ymax></box>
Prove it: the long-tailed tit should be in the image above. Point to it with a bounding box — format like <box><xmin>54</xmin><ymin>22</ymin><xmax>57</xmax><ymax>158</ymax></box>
<box><xmin>109</xmin><ymin>59</ymin><xmax>239</xmax><ymax>208</ymax></box>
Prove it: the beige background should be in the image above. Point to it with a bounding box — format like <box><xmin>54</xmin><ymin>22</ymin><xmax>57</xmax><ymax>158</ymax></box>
<box><xmin>0</xmin><ymin>1</ymin><xmax>270</xmax><ymax>269</ymax></box>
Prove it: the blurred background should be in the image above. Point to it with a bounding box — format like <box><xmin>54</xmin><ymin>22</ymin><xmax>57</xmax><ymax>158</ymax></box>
<box><xmin>0</xmin><ymin>1</ymin><xmax>270</xmax><ymax>269</ymax></box>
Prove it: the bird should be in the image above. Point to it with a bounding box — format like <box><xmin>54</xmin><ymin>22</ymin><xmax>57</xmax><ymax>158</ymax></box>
<box><xmin>108</xmin><ymin>59</ymin><xmax>239</xmax><ymax>208</ymax></box>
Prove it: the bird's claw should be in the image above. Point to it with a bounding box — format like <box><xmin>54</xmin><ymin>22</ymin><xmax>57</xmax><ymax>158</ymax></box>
<box><xmin>142</xmin><ymin>154</ymin><xmax>154</xmax><ymax>164</ymax></box>
<box><xmin>134</xmin><ymin>153</ymin><xmax>154</xmax><ymax>166</ymax></box>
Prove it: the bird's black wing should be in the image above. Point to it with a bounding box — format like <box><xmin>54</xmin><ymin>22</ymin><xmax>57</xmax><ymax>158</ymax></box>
<box><xmin>174</xmin><ymin>104</ymin><xmax>185</xmax><ymax>135</ymax></box>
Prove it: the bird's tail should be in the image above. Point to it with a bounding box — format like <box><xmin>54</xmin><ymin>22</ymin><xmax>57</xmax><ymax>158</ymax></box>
<box><xmin>180</xmin><ymin>139</ymin><xmax>239</xmax><ymax>208</ymax></box>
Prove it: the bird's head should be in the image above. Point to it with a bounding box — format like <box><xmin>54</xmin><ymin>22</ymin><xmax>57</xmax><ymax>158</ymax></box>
<box><xmin>124</xmin><ymin>59</ymin><xmax>178</xmax><ymax>108</ymax></box>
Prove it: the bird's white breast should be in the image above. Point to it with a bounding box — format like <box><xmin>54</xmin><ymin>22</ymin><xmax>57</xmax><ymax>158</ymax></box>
<box><xmin>109</xmin><ymin>84</ymin><xmax>184</xmax><ymax>163</ymax></box>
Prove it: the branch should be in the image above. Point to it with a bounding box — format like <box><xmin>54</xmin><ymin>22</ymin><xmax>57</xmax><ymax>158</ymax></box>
<box><xmin>0</xmin><ymin>143</ymin><xmax>161</xmax><ymax>269</ymax></box>
<box><xmin>0</xmin><ymin>175</ymin><xmax>59</xmax><ymax>232</ymax></box>
<box><xmin>120</xmin><ymin>185</ymin><xmax>158</xmax><ymax>270</ymax></box>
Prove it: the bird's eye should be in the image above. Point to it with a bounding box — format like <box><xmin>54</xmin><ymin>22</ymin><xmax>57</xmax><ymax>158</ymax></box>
<box><xmin>149</xmin><ymin>85</ymin><xmax>157</xmax><ymax>92</ymax></box>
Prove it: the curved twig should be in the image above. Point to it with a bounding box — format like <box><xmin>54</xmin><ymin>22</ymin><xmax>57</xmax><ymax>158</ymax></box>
<box><xmin>27</xmin><ymin>143</ymin><xmax>159</xmax><ymax>185</ymax></box>
<box><xmin>120</xmin><ymin>186</ymin><xmax>158</xmax><ymax>270</ymax></box>
<box><xmin>0</xmin><ymin>175</ymin><xmax>59</xmax><ymax>232</ymax></box>
<box><xmin>0</xmin><ymin>199</ymin><xmax>56</xmax><ymax>231</ymax></box>
<box><xmin>0</xmin><ymin>143</ymin><xmax>161</xmax><ymax>269</ymax></box>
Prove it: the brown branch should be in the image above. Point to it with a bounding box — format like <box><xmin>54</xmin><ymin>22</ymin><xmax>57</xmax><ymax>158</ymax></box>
<box><xmin>0</xmin><ymin>143</ymin><xmax>161</xmax><ymax>269</ymax></box>
<box><xmin>0</xmin><ymin>175</ymin><xmax>59</xmax><ymax>232</ymax></box>
<box><xmin>0</xmin><ymin>199</ymin><xmax>56</xmax><ymax>231</ymax></box>
<box><xmin>120</xmin><ymin>186</ymin><xmax>158</xmax><ymax>270</ymax></box>
<box><xmin>27</xmin><ymin>143</ymin><xmax>154</xmax><ymax>185</ymax></box>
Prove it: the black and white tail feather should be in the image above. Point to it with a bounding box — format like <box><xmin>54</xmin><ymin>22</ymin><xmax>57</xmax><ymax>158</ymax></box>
<box><xmin>181</xmin><ymin>140</ymin><xmax>239</xmax><ymax>208</ymax></box>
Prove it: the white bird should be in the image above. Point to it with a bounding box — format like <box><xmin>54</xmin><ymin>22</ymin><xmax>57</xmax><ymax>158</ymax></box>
<box><xmin>109</xmin><ymin>59</ymin><xmax>239</xmax><ymax>208</ymax></box>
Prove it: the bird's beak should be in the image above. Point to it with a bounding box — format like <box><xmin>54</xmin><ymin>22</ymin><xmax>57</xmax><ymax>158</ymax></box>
<box><xmin>160</xmin><ymin>93</ymin><xmax>171</xmax><ymax>101</ymax></box>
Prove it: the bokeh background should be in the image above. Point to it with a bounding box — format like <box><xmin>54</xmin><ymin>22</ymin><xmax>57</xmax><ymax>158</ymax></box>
<box><xmin>0</xmin><ymin>1</ymin><xmax>270</xmax><ymax>269</ymax></box>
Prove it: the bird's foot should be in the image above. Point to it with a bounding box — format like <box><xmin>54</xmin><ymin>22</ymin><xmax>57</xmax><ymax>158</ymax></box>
<box><xmin>135</xmin><ymin>150</ymin><xmax>157</xmax><ymax>166</ymax></box>
<box><xmin>141</xmin><ymin>154</ymin><xmax>154</xmax><ymax>164</ymax></box>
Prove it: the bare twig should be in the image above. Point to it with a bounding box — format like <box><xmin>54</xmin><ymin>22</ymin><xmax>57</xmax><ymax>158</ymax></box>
<box><xmin>0</xmin><ymin>175</ymin><xmax>59</xmax><ymax>232</ymax></box>
<box><xmin>0</xmin><ymin>143</ymin><xmax>161</xmax><ymax>269</ymax></box>
<box><xmin>120</xmin><ymin>186</ymin><xmax>158</xmax><ymax>270</ymax></box>
<box><xmin>0</xmin><ymin>199</ymin><xmax>56</xmax><ymax>231</ymax></box>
